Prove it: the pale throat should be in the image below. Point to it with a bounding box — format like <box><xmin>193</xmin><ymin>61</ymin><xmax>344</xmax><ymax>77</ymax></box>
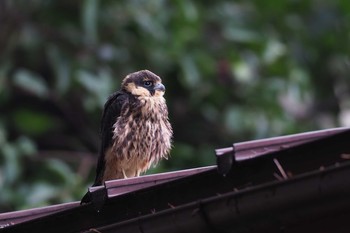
<box><xmin>138</xmin><ymin>95</ymin><xmax>166</xmax><ymax>118</ymax></box>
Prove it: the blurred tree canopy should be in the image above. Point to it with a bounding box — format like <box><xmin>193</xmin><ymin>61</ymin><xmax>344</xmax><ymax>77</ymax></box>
<box><xmin>0</xmin><ymin>0</ymin><xmax>350</xmax><ymax>211</ymax></box>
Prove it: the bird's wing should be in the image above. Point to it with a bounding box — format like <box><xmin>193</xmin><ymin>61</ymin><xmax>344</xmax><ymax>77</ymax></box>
<box><xmin>93</xmin><ymin>91</ymin><xmax>128</xmax><ymax>186</ymax></box>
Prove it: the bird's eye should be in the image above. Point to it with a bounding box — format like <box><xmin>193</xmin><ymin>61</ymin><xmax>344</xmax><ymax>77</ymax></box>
<box><xmin>143</xmin><ymin>81</ymin><xmax>153</xmax><ymax>87</ymax></box>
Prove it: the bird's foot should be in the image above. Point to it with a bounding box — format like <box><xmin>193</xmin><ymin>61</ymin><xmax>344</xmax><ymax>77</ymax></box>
<box><xmin>122</xmin><ymin>169</ymin><xmax>127</xmax><ymax>179</ymax></box>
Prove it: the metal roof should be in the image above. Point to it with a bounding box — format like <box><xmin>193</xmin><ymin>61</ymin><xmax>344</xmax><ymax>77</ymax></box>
<box><xmin>0</xmin><ymin>166</ymin><xmax>214</xmax><ymax>227</ymax></box>
<box><xmin>1</xmin><ymin>127</ymin><xmax>350</xmax><ymax>233</ymax></box>
<box><xmin>215</xmin><ymin>127</ymin><xmax>350</xmax><ymax>175</ymax></box>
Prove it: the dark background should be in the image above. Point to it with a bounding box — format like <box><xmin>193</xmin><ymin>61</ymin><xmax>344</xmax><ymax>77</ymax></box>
<box><xmin>0</xmin><ymin>0</ymin><xmax>349</xmax><ymax>212</ymax></box>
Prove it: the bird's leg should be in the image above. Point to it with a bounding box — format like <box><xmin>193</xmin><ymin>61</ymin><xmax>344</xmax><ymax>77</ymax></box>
<box><xmin>122</xmin><ymin>169</ymin><xmax>127</xmax><ymax>179</ymax></box>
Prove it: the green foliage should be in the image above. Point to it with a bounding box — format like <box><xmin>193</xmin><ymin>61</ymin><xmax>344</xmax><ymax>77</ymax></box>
<box><xmin>1</xmin><ymin>0</ymin><xmax>350</xmax><ymax>211</ymax></box>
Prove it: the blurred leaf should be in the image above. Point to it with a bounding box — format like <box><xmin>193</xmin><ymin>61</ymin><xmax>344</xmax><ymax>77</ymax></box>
<box><xmin>82</xmin><ymin>0</ymin><xmax>98</xmax><ymax>45</ymax></box>
<box><xmin>178</xmin><ymin>0</ymin><xmax>198</xmax><ymax>22</ymax></box>
<box><xmin>16</xmin><ymin>136</ymin><xmax>37</xmax><ymax>156</ymax></box>
<box><xmin>225</xmin><ymin>106</ymin><xmax>245</xmax><ymax>134</ymax></box>
<box><xmin>165</xmin><ymin>142</ymin><xmax>196</xmax><ymax>169</ymax></box>
<box><xmin>1</xmin><ymin>144</ymin><xmax>20</xmax><ymax>185</ymax></box>
<box><xmin>13</xmin><ymin>69</ymin><xmax>49</xmax><ymax>98</ymax></box>
<box><xmin>46</xmin><ymin>159</ymin><xmax>76</xmax><ymax>185</ymax></box>
<box><xmin>180</xmin><ymin>55</ymin><xmax>200</xmax><ymax>88</ymax></box>
<box><xmin>47</xmin><ymin>45</ymin><xmax>71</xmax><ymax>94</ymax></box>
<box><xmin>25</xmin><ymin>183</ymin><xmax>58</xmax><ymax>207</ymax></box>
<box><xmin>223</xmin><ymin>27</ymin><xmax>260</xmax><ymax>43</ymax></box>
<box><xmin>76</xmin><ymin>69</ymin><xmax>114</xmax><ymax>109</ymax></box>
<box><xmin>13</xmin><ymin>109</ymin><xmax>57</xmax><ymax>135</ymax></box>
<box><xmin>233</xmin><ymin>61</ymin><xmax>254</xmax><ymax>83</ymax></box>
<box><xmin>263</xmin><ymin>39</ymin><xmax>287</xmax><ymax>64</ymax></box>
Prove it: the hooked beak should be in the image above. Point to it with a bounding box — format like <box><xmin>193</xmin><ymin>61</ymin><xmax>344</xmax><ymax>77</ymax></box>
<box><xmin>153</xmin><ymin>83</ymin><xmax>166</xmax><ymax>92</ymax></box>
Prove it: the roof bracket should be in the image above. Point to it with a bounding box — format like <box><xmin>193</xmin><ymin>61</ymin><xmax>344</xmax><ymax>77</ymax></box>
<box><xmin>88</xmin><ymin>186</ymin><xmax>108</xmax><ymax>212</ymax></box>
<box><xmin>215</xmin><ymin>147</ymin><xmax>235</xmax><ymax>176</ymax></box>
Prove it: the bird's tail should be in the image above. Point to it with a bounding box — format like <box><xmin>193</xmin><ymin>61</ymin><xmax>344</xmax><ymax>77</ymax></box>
<box><xmin>80</xmin><ymin>187</ymin><xmax>108</xmax><ymax>212</ymax></box>
<box><xmin>80</xmin><ymin>191</ymin><xmax>91</xmax><ymax>204</ymax></box>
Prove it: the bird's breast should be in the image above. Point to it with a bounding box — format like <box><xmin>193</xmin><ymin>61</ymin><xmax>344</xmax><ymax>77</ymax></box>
<box><xmin>111</xmin><ymin>96</ymin><xmax>172</xmax><ymax>170</ymax></box>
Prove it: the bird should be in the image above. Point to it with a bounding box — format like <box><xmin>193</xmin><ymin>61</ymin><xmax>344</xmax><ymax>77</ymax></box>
<box><xmin>81</xmin><ymin>70</ymin><xmax>172</xmax><ymax>204</ymax></box>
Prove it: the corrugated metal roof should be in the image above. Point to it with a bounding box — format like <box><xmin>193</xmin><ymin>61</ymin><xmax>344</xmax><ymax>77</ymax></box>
<box><xmin>1</xmin><ymin>127</ymin><xmax>350</xmax><ymax>232</ymax></box>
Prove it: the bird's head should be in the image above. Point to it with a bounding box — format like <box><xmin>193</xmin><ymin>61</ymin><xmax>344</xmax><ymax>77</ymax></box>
<box><xmin>121</xmin><ymin>70</ymin><xmax>166</xmax><ymax>97</ymax></box>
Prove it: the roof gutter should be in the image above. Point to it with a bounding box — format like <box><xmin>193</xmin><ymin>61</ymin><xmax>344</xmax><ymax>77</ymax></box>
<box><xmin>92</xmin><ymin>162</ymin><xmax>350</xmax><ymax>233</ymax></box>
<box><xmin>215</xmin><ymin>127</ymin><xmax>350</xmax><ymax>175</ymax></box>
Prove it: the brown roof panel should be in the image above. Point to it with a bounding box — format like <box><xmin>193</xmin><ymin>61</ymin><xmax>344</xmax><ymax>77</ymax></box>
<box><xmin>234</xmin><ymin>127</ymin><xmax>350</xmax><ymax>161</ymax></box>
<box><xmin>2</xmin><ymin>127</ymin><xmax>350</xmax><ymax>232</ymax></box>
<box><xmin>90</xmin><ymin>162</ymin><xmax>350</xmax><ymax>233</ymax></box>
<box><xmin>216</xmin><ymin>127</ymin><xmax>350</xmax><ymax>175</ymax></box>
<box><xmin>0</xmin><ymin>202</ymin><xmax>79</xmax><ymax>229</ymax></box>
<box><xmin>0</xmin><ymin>166</ymin><xmax>214</xmax><ymax>228</ymax></box>
<box><xmin>105</xmin><ymin>165</ymin><xmax>215</xmax><ymax>198</ymax></box>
